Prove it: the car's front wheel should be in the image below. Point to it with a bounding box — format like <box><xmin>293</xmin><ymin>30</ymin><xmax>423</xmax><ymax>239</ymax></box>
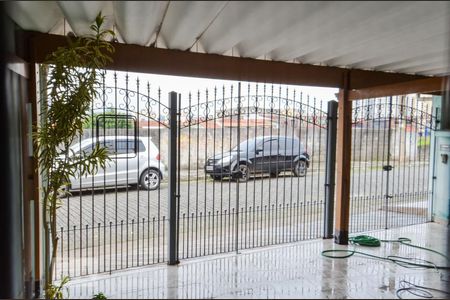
<box><xmin>140</xmin><ymin>168</ymin><xmax>161</xmax><ymax>190</ymax></box>
<box><xmin>235</xmin><ymin>163</ymin><xmax>249</xmax><ymax>182</ymax></box>
<box><xmin>293</xmin><ymin>160</ymin><xmax>307</xmax><ymax>177</ymax></box>
<box><xmin>210</xmin><ymin>175</ymin><xmax>223</xmax><ymax>181</ymax></box>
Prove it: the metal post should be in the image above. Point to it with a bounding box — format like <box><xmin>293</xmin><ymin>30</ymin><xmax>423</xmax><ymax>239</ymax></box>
<box><xmin>384</xmin><ymin>96</ymin><xmax>393</xmax><ymax>229</ymax></box>
<box><xmin>324</xmin><ymin>100</ymin><xmax>338</xmax><ymax>238</ymax></box>
<box><xmin>168</xmin><ymin>91</ymin><xmax>179</xmax><ymax>265</ymax></box>
<box><xmin>235</xmin><ymin>82</ymin><xmax>241</xmax><ymax>253</ymax></box>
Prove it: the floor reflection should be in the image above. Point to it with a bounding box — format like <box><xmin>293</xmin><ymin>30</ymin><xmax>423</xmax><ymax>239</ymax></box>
<box><xmin>66</xmin><ymin>222</ymin><xmax>449</xmax><ymax>299</ymax></box>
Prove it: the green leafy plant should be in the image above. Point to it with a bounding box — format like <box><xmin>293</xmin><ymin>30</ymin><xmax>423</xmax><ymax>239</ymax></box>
<box><xmin>92</xmin><ymin>292</ymin><xmax>108</xmax><ymax>300</ymax></box>
<box><xmin>45</xmin><ymin>276</ymin><xmax>70</xmax><ymax>300</ymax></box>
<box><xmin>34</xmin><ymin>13</ymin><xmax>114</xmax><ymax>299</ymax></box>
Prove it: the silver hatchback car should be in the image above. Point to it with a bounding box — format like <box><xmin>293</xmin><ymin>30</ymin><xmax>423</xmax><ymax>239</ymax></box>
<box><xmin>67</xmin><ymin>136</ymin><xmax>166</xmax><ymax>191</ymax></box>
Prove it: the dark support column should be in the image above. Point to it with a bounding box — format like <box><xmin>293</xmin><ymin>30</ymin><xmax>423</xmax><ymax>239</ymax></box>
<box><xmin>334</xmin><ymin>72</ymin><xmax>352</xmax><ymax>245</ymax></box>
<box><xmin>324</xmin><ymin>100</ymin><xmax>338</xmax><ymax>239</ymax></box>
<box><xmin>0</xmin><ymin>3</ymin><xmax>25</xmax><ymax>298</ymax></box>
<box><xmin>168</xmin><ymin>91</ymin><xmax>180</xmax><ymax>265</ymax></box>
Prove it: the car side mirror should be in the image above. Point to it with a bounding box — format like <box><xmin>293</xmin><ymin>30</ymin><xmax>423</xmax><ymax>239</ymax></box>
<box><xmin>256</xmin><ymin>148</ymin><xmax>263</xmax><ymax>154</ymax></box>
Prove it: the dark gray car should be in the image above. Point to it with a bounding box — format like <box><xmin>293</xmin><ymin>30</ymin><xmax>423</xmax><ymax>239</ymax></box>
<box><xmin>204</xmin><ymin>136</ymin><xmax>310</xmax><ymax>182</ymax></box>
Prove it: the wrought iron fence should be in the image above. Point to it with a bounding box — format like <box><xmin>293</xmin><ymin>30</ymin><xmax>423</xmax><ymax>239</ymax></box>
<box><xmin>48</xmin><ymin>71</ymin><xmax>332</xmax><ymax>280</ymax></box>
<box><xmin>175</xmin><ymin>83</ymin><xmax>330</xmax><ymax>261</ymax></box>
<box><xmin>53</xmin><ymin>71</ymin><xmax>171</xmax><ymax>279</ymax></box>
<box><xmin>45</xmin><ymin>70</ymin><xmax>437</xmax><ymax>281</ymax></box>
<box><xmin>349</xmin><ymin>96</ymin><xmax>437</xmax><ymax>233</ymax></box>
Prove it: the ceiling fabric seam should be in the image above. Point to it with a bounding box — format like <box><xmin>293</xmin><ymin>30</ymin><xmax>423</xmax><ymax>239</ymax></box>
<box><xmin>187</xmin><ymin>0</ymin><xmax>229</xmax><ymax>52</ymax></box>
<box><xmin>153</xmin><ymin>1</ymin><xmax>171</xmax><ymax>47</ymax></box>
<box><xmin>56</xmin><ymin>1</ymin><xmax>76</xmax><ymax>36</ymax></box>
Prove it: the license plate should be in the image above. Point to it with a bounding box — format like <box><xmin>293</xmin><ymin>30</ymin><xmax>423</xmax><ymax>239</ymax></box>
<box><xmin>206</xmin><ymin>166</ymin><xmax>214</xmax><ymax>171</ymax></box>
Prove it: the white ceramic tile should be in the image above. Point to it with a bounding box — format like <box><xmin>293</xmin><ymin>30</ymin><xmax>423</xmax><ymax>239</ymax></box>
<box><xmin>65</xmin><ymin>223</ymin><xmax>450</xmax><ymax>299</ymax></box>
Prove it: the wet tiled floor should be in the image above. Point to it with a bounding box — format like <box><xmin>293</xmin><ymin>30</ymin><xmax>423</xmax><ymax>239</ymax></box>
<box><xmin>65</xmin><ymin>222</ymin><xmax>450</xmax><ymax>299</ymax></box>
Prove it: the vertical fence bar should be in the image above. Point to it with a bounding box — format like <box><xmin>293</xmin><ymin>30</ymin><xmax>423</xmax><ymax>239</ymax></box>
<box><xmin>429</xmin><ymin>106</ymin><xmax>440</xmax><ymax>221</ymax></box>
<box><xmin>176</xmin><ymin>94</ymin><xmax>182</xmax><ymax>261</ymax></box>
<box><xmin>384</xmin><ymin>96</ymin><xmax>393</xmax><ymax>229</ymax></box>
<box><xmin>168</xmin><ymin>91</ymin><xmax>180</xmax><ymax>265</ymax></box>
<box><xmin>235</xmin><ymin>82</ymin><xmax>241</xmax><ymax>253</ymax></box>
<box><xmin>324</xmin><ymin>100</ymin><xmax>338</xmax><ymax>238</ymax></box>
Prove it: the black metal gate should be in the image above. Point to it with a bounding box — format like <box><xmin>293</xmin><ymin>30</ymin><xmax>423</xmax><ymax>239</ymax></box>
<box><xmin>46</xmin><ymin>71</ymin><xmax>333</xmax><ymax>280</ymax></box>
<box><xmin>349</xmin><ymin>96</ymin><xmax>437</xmax><ymax>233</ymax></box>
<box><xmin>53</xmin><ymin>72</ymin><xmax>171</xmax><ymax>279</ymax></box>
<box><xmin>174</xmin><ymin>83</ymin><xmax>332</xmax><ymax>261</ymax></box>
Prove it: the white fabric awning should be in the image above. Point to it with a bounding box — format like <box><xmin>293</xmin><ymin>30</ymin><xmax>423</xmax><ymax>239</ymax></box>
<box><xmin>6</xmin><ymin>1</ymin><xmax>450</xmax><ymax>76</ymax></box>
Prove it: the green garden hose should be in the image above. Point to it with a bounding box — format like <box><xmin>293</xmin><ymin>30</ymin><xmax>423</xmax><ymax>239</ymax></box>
<box><xmin>321</xmin><ymin>234</ymin><xmax>450</xmax><ymax>299</ymax></box>
<box><xmin>321</xmin><ymin>235</ymin><xmax>450</xmax><ymax>269</ymax></box>
<box><xmin>349</xmin><ymin>235</ymin><xmax>382</xmax><ymax>247</ymax></box>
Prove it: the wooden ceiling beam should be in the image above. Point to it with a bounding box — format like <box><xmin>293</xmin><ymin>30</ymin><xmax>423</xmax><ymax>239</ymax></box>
<box><xmin>348</xmin><ymin>76</ymin><xmax>448</xmax><ymax>100</ymax></box>
<box><xmin>22</xmin><ymin>31</ymin><xmax>439</xmax><ymax>90</ymax></box>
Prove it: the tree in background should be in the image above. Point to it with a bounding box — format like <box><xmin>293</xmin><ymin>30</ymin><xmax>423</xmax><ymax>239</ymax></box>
<box><xmin>83</xmin><ymin>109</ymin><xmax>135</xmax><ymax>129</ymax></box>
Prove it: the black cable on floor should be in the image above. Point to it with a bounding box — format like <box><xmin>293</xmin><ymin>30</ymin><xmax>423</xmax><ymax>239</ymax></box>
<box><xmin>396</xmin><ymin>280</ymin><xmax>450</xmax><ymax>299</ymax></box>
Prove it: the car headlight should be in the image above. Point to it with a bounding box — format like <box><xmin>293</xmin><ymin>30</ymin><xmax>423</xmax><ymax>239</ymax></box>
<box><xmin>217</xmin><ymin>155</ymin><xmax>233</xmax><ymax>166</ymax></box>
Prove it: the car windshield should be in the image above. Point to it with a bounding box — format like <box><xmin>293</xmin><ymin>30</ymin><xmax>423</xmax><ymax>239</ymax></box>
<box><xmin>68</xmin><ymin>139</ymin><xmax>95</xmax><ymax>155</ymax></box>
<box><xmin>231</xmin><ymin>137</ymin><xmax>264</xmax><ymax>152</ymax></box>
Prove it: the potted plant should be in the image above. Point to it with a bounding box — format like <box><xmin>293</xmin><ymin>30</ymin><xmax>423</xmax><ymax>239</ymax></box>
<box><xmin>34</xmin><ymin>13</ymin><xmax>114</xmax><ymax>299</ymax></box>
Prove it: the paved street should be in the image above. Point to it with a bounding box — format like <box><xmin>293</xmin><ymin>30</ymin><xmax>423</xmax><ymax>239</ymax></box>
<box><xmin>57</xmin><ymin>169</ymin><xmax>328</xmax><ymax>229</ymax></box>
<box><xmin>57</xmin><ymin>162</ymin><xmax>431</xmax><ymax>229</ymax></box>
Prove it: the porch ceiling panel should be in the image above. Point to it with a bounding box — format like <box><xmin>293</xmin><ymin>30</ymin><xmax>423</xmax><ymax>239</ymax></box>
<box><xmin>5</xmin><ymin>1</ymin><xmax>450</xmax><ymax>77</ymax></box>
<box><xmin>57</xmin><ymin>1</ymin><xmax>113</xmax><ymax>37</ymax></box>
<box><xmin>197</xmin><ymin>1</ymin><xmax>287</xmax><ymax>55</ymax></box>
<box><xmin>160</xmin><ymin>1</ymin><xmax>227</xmax><ymax>50</ymax></box>
<box><xmin>235</xmin><ymin>1</ymin><xmax>337</xmax><ymax>60</ymax></box>
<box><xmin>290</xmin><ymin>1</ymin><xmax>440</xmax><ymax>65</ymax></box>
<box><xmin>113</xmin><ymin>1</ymin><xmax>167</xmax><ymax>46</ymax></box>
<box><xmin>5</xmin><ymin>1</ymin><xmax>63</xmax><ymax>33</ymax></box>
<box><xmin>268</xmin><ymin>1</ymin><xmax>382</xmax><ymax>62</ymax></box>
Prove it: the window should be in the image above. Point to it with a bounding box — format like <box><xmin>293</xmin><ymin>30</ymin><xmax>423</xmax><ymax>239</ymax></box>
<box><xmin>278</xmin><ymin>138</ymin><xmax>288</xmax><ymax>151</ymax></box>
<box><xmin>80</xmin><ymin>144</ymin><xmax>94</xmax><ymax>155</ymax></box>
<box><xmin>99</xmin><ymin>140</ymin><xmax>116</xmax><ymax>155</ymax></box>
<box><xmin>283</xmin><ymin>138</ymin><xmax>298</xmax><ymax>151</ymax></box>
<box><xmin>138</xmin><ymin>140</ymin><xmax>146</xmax><ymax>152</ymax></box>
<box><xmin>108</xmin><ymin>139</ymin><xmax>145</xmax><ymax>155</ymax></box>
<box><xmin>263</xmin><ymin>139</ymin><xmax>279</xmax><ymax>153</ymax></box>
<box><xmin>115</xmin><ymin>140</ymin><xmax>136</xmax><ymax>154</ymax></box>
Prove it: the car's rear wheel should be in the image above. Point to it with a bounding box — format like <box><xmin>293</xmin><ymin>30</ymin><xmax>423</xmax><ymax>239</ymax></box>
<box><xmin>293</xmin><ymin>160</ymin><xmax>307</xmax><ymax>177</ymax></box>
<box><xmin>140</xmin><ymin>168</ymin><xmax>161</xmax><ymax>190</ymax></box>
